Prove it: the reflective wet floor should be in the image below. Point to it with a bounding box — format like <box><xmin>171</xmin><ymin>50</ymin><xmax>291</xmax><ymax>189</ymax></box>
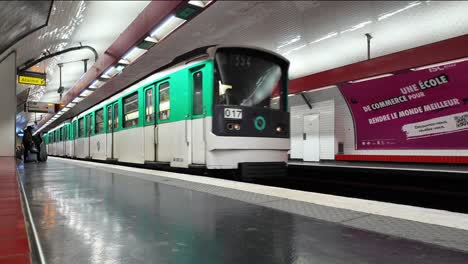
<box><xmin>19</xmin><ymin>159</ymin><xmax>468</xmax><ymax>264</ymax></box>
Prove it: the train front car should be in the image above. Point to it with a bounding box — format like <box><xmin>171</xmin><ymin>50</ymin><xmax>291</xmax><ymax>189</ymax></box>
<box><xmin>208</xmin><ymin>47</ymin><xmax>290</xmax><ymax>178</ymax></box>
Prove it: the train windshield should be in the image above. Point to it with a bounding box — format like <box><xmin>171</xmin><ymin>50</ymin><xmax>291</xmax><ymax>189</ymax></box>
<box><xmin>214</xmin><ymin>49</ymin><xmax>286</xmax><ymax>110</ymax></box>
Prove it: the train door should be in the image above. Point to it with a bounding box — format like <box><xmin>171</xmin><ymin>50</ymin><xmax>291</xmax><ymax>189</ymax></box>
<box><xmin>143</xmin><ymin>86</ymin><xmax>156</xmax><ymax>162</ymax></box>
<box><xmin>62</xmin><ymin>125</ymin><xmax>68</xmax><ymax>157</ymax></box>
<box><xmin>190</xmin><ymin>69</ymin><xmax>206</xmax><ymax>165</ymax></box>
<box><xmin>106</xmin><ymin>103</ymin><xmax>118</xmax><ymax>160</ymax></box>
<box><xmin>303</xmin><ymin>114</ymin><xmax>320</xmax><ymax>162</ymax></box>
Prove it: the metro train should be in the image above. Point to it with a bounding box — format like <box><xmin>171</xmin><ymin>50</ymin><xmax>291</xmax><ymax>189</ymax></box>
<box><xmin>44</xmin><ymin>45</ymin><xmax>290</xmax><ymax>178</ymax></box>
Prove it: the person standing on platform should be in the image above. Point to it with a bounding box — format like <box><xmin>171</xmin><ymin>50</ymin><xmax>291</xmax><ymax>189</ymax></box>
<box><xmin>22</xmin><ymin>126</ymin><xmax>34</xmax><ymax>162</ymax></box>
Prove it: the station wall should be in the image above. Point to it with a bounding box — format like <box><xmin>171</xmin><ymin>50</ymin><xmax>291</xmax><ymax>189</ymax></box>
<box><xmin>0</xmin><ymin>52</ymin><xmax>16</xmax><ymax>157</ymax></box>
<box><xmin>289</xmin><ymin>86</ymin><xmax>468</xmax><ymax>162</ymax></box>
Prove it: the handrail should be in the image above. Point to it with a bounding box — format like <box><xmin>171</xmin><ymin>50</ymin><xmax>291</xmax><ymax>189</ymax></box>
<box><xmin>17</xmin><ymin>45</ymin><xmax>98</xmax><ymax>73</ymax></box>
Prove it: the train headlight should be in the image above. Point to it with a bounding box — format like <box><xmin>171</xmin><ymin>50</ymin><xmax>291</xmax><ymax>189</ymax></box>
<box><xmin>233</xmin><ymin>123</ymin><xmax>241</xmax><ymax>130</ymax></box>
<box><xmin>276</xmin><ymin>126</ymin><xmax>284</xmax><ymax>133</ymax></box>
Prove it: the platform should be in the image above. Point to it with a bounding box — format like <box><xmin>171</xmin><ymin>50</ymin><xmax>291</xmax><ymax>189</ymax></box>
<box><xmin>0</xmin><ymin>158</ymin><xmax>30</xmax><ymax>264</ymax></box>
<box><xmin>18</xmin><ymin>157</ymin><xmax>468</xmax><ymax>263</ymax></box>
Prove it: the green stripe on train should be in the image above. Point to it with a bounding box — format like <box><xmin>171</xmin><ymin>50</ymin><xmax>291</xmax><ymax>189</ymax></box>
<box><xmin>46</xmin><ymin>60</ymin><xmax>214</xmax><ymax>144</ymax></box>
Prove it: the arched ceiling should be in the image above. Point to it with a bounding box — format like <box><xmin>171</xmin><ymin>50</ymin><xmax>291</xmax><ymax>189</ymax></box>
<box><xmin>5</xmin><ymin>1</ymin><xmax>150</xmax><ymax>131</ymax></box>
<box><xmin>0</xmin><ymin>1</ymin><xmax>52</xmax><ymax>55</ymax></box>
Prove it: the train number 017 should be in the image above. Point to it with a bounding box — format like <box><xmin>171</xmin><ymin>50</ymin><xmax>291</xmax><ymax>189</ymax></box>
<box><xmin>224</xmin><ymin>108</ymin><xmax>242</xmax><ymax>119</ymax></box>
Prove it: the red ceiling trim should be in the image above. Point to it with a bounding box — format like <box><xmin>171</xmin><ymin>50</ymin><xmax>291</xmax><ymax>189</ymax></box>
<box><xmin>289</xmin><ymin>34</ymin><xmax>468</xmax><ymax>94</ymax></box>
<box><xmin>38</xmin><ymin>0</ymin><xmax>185</xmax><ymax>129</ymax></box>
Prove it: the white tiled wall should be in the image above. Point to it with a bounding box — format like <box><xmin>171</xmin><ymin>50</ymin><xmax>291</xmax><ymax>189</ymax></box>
<box><xmin>290</xmin><ymin>95</ymin><xmax>335</xmax><ymax>160</ymax></box>
<box><xmin>289</xmin><ymin>86</ymin><xmax>468</xmax><ymax>159</ymax></box>
<box><xmin>0</xmin><ymin>53</ymin><xmax>16</xmax><ymax>157</ymax></box>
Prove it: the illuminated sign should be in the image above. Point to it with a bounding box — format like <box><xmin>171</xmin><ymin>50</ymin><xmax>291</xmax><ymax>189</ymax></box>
<box><xmin>18</xmin><ymin>71</ymin><xmax>46</xmax><ymax>86</ymax></box>
<box><xmin>26</xmin><ymin>102</ymin><xmax>56</xmax><ymax>114</ymax></box>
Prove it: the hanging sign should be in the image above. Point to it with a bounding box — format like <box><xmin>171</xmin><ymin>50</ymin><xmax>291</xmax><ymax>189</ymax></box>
<box><xmin>25</xmin><ymin>102</ymin><xmax>56</xmax><ymax>114</ymax></box>
<box><xmin>18</xmin><ymin>71</ymin><xmax>46</xmax><ymax>86</ymax></box>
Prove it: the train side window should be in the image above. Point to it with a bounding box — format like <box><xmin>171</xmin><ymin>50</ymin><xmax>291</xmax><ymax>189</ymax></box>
<box><xmin>192</xmin><ymin>71</ymin><xmax>203</xmax><ymax>116</ymax></box>
<box><xmin>107</xmin><ymin>106</ymin><xmax>112</xmax><ymax>132</ymax></box>
<box><xmin>158</xmin><ymin>82</ymin><xmax>170</xmax><ymax>120</ymax></box>
<box><xmin>113</xmin><ymin>103</ymin><xmax>119</xmax><ymax>129</ymax></box>
<box><xmin>79</xmin><ymin>118</ymin><xmax>84</xmax><ymax>138</ymax></box>
<box><xmin>86</xmin><ymin>114</ymin><xmax>92</xmax><ymax>136</ymax></box>
<box><xmin>123</xmin><ymin>92</ymin><xmax>139</xmax><ymax>127</ymax></box>
<box><xmin>95</xmin><ymin>109</ymin><xmax>104</xmax><ymax>134</ymax></box>
<box><xmin>145</xmin><ymin>88</ymin><xmax>154</xmax><ymax>123</ymax></box>
<box><xmin>64</xmin><ymin>126</ymin><xmax>68</xmax><ymax>141</ymax></box>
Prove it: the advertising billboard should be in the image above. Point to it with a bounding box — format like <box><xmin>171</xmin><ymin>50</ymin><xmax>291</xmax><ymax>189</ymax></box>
<box><xmin>338</xmin><ymin>61</ymin><xmax>468</xmax><ymax>150</ymax></box>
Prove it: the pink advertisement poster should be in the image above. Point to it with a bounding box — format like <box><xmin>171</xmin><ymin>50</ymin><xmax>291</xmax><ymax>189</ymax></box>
<box><xmin>339</xmin><ymin>61</ymin><xmax>468</xmax><ymax>150</ymax></box>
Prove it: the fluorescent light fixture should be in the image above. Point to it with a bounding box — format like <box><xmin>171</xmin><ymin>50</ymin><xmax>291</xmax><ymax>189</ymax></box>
<box><xmin>144</xmin><ymin>36</ymin><xmax>158</xmax><ymax>43</ymax></box>
<box><xmin>121</xmin><ymin>46</ymin><xmax>147</xmax><ymax>63</ymax></box>
<box><xmin>310</xmin><ymin>32</ymin><xmax>338</xmax><ymax>44</ymax></box>
<box><xmin>307</xmin><ymin>85</ymin><xmax>337</xmax><ymax>93</ymax></box>
<box><xmin>188</xmin><ymin>1</ymin><xmax>205</xmax><ymax>7</ymax></box>
<box><xmin>288</xmin><ymin>94</ymin><xmax>296</xmax><ymax>97</ymax></box>
<box><xmin>340</xmin><ymin>21</ymin><xmax>372</xmax><ymax>34</ymax></box>
<box><xmin>378</xmin><ymin>1</ymin><xmax>422</xmax><ymax>21</ymax></box>
<box><xmin>66</xmin><ymin>102</ymin><xmax>76</xmax><ymax>108</ymax></box>
<box><xmin>115</xmin><ymin>64</ymin><xmax>125</xmax><ymax>73</ymax></box>
<box><xmin>282</xmin><ymin>44</ymin><xmax>307</xmax><ymax>56</ymax></box>
<box><xmin>72</xmin><ymin>97</ymin><xmax>83</xmax><ymax>103</ymax></box>
<box><xmin>277</xmin><ymin>35</ymin><xmax>301</xmax><ymax>50</ymax></box>
<box><xmin>349</xmin><ymin>73</ymin><xmax>394</xmax><ymax>83</ymax></box>
<box><xmin>149</xmin><ymin>15</ymin><xmax>186</xmax><ymax>41</ymax></box>
<box><xmin>101</xmin><ymin>66</ymin><xmax>116</xmax><ymax>78</ymax></box>
<box><xmin>80</xmin><ymin>89</ymin><xmax>94</xmax><ymax>97</ymax></box>
<box><xmin>90</xmin><ymin>79</ymin><xmax>105</xmax><ymax>88</ymax></box>
<box><xmin>411</xmin><ymin>57</ymin><xmax>468</xmax><ymax>71</ymax></box>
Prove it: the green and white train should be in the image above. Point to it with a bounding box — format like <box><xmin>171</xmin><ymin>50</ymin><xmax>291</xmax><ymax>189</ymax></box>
<box><xmin>44</xmin><ymin>45</ymin><xmax>290</xmax><ymax>178</ymax></box>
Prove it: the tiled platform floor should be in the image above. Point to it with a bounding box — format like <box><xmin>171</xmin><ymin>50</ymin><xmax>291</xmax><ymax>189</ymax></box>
<box><xmin>18</xmin><ymin>158</ymin><xmax>468</xmax><ymax>264</ymax></box>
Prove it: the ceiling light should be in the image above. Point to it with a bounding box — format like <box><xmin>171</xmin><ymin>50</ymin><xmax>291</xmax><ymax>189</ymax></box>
<box><xmin>101</xmin><ymin>66</ymin><xmax>116</xmax><ymax>78</ymax></box>
<box><xmin>411</xmin><ymin>57</ymin><xmax>468</xmax><ymax>71</ymax></box>
<box><xmin>340</xmin><ymin>21</ymin><xmax>372</xmax><ymax>34</ymax></box>
<box><xmin>149</xmin><ymin>15</ymin><xmax>186</xmax><ymax>41</ymax></box>
<box><xmin>66</xmin><ymin>102</ymin><xmax>76</xmax><ymax>108</ymax></box>
<box><xmin>90</xmin><ymin>79</ymin><xmax>105</xmax><ymax>88</ymax></box>
<box><xmin>121</xmin><ymin>47</ymin><xmax>147</xmax><ymax>63</ymax></box>
<box><xmin>72</xmin><ymin>97</ymin><xmax>84</xmax><ymax>103</ymax></box>
<box><xmin>378</xmin><ymin>1</ymin><xmax>422</xmax><ymax>21</ymax></box>
<box><xmin>282</xmin><ymin>44</ymin><xmax>307</xmax><ymax>56</ymax></box>
<box><xmin>310</xmin><ymin>32</ymin><xmax>338</xmax><ymax>44</ymax></box>
<box><xmin>277</xmin><ymin>35</ymin><xmax>301</xmax><ymax>50</ymax></box>
<box><xmin>80</xmin><ymin>89</ymin><xmax>94</xmax><ymax>97</ymax></box>
<box><xmin>349</xmin><ymin>73</ymin><xmax>394</xmax><ymax>83</ymax></box>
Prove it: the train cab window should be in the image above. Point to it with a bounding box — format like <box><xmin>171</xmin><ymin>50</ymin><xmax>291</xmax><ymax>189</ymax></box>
<box><xmin>79</xmin><ymin>118</ymin><xmax>84</xmax><ymax>138</ymax></box>
<box><xmin>113</xmin><ymin>103</ymin><xmax>119</xmax><ymax>129</ymax></box>
<box><xmin>107</xmin><ymin>106</ymin><xmax>112</xmax><ymax>132</ymax></box>
<box><xmin>214</xmin><ymin>49</ymin><xmax>286</xmax><ymax>110</ymax></box>
<box><xmin>123</xmin><ymin>93</ymin><xmax>139</xmax><ymax>127</ymax></box>
<box><xmin>192</xmin><ymin>72</ymin><xmax>203</xmax><ymax>115</ymax></box>
<box><xmin>95</xmin><ymin>109</ymin><xmax>104</xmax><ymax>134</ymax></box>
<box><xmin>145</xmin><ymin>88</ymin><xmax>154</xmax><ymax>123</ymax></box>
<box><xmin>158</xmin><ymin>82</ymin><xmax>170</xmax><ymax>120</ymax></box>
<box><xmin>86</xmin><ymin>115</ymin><xmax>92</xmax><ymax>136</ymax></box>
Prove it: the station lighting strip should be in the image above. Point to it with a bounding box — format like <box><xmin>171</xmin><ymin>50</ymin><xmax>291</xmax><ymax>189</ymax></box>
<box><xmin>35</xmin><ymin>0</ymin><xmax>212</xmax><ymax>135</ymax></box>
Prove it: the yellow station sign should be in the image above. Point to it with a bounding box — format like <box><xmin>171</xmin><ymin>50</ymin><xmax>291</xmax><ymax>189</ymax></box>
<box><xmin>18</xmin><ymin>71</ymin><xmax>46</xmax><ymax>86</ymax></box>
